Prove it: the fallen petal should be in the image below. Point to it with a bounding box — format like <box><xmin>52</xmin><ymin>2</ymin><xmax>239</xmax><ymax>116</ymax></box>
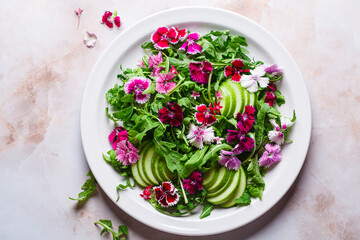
<box><xmin>84</xmin><ymin>31</ymin><xmax>97</xmax><ymax>48</ymax></box>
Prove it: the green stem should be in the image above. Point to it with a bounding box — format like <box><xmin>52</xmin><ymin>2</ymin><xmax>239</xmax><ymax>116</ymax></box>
<box><xmin>167</xmin><ymin>75</ymin><xmax>185</xmax><ymax>96</ymax></box>
<box><xmin>179</xmin><ymin>176</ymin><xmax>189</xmax><ymax>204</ymax></box>
<box><xmin>134</xmin><ymin>107</ymin><xmax>165</xmax><ymax>129</ymax></box>
<box><xmin>207</xmin><ymin>72</ymin><xmax>213</xmax><ymax>102</ymax></box>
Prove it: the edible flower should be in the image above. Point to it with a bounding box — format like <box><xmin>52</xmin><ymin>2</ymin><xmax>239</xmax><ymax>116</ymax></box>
<box><xmin>265</xmin><ymin>83</ymin><xmax>276</xmax><ymax>107</ymax></box>
<box><xmin>140</xmin><ymin>185</ymin><xmax>152</xmax><ymax>200</ymax></box>
<box><xmin>170</xmin><ymin>65</ymin><xmax>179</xmax><ymax>74</ymax></box>
<box><xmin>213</xmin><ymin>136</ymin><xmax>224</xmax><ymax>144</ymax></box>
<box><xmin>108</xmin><ymin>127</ymin><xmax>128</xmax><ymax>150</ymax></box>
<box><xmin>74</xmin><ymin>8</ymin><xmax>83</xmax><ymax>29</ymax></box>
<box><xmin>158</xmin><ymin>102</ymin><xmax>184</xmax><ymax>127</ymax></box>
<box><xmin>173</xmin><ymin>28</ymin><xmax>187</xmax><ymax>43</ymax></box>
<box><xmin>215</xmin><ymin>90</ymin><xmax>223</xmax><ymax>100</ymax></box>
<box><xmin>155</xmin><ymin>72</ymin><xmax>176</xmax><ymax>94</ymax></box>
<box><xmin>151</xmin><ymin>27</ymin><xmax>179</xmax><ymax>50</ymax></box>
<box><xmin>240</xmin><ymin>66</ymin><xmax>269</xmax><ymax>93</ymax></box>
<box><xmin>236</xmin><ymin>105</ymin><xmax>255</xmax><ymax>132</ymax></box>
<box><xmin>124</xmin><ymin>77</ymin><xmax>151</xmax><ymax>104</ymax></box>
<box><xmin>138</xmin><ymin>59</ymin><xmax>146</xmax><ymax>68</ymax></box>
<box><xmin>191</xmin><ymin>91</ymin><xmax>200</xmax><ymax>100</ymax></box>
<box><xmin>232</xmin><ymin>136</ymin><xmax>255</xmax><ymax>155</ymax></box>
<box><xmin>209</xmin><ymin>102</ymin><xmax>223</xmax><ymax>114</ymax></box>
<box><xmin>83</xmin><ymin>31</ymin><xmax>97</xmax><ymax>48</ymax></box>
<box><xmin>187</xmin><ymin>124</ymin><xmax>215</xmax><ymax>149</ymax></box>
<box><xmin>224</xmin><ymin>59</ymin><xmax>250</xmax><ymax>82</ymax></box>
<box><xmin>259</xmin><ymin>143</ymin><xmax>282</xmax><ymax>167</ymax></box>
<box><xmin>182</xmin><ymin>171</ymin><xmax>203</xmax><ymax>194</ymax></box>
<box><xmin>153</xmin><ymin>182</ymin><xmax>180</xmax><ymax>208</ymax></box>
<box><xmin>195</xmin><ymin>104</ymin><xmax>217</xmax><ymax>126</ymax></box>
<box><xmin>218</xmin><ymin>150</ymin><xmax>241</xmax><ymax>170</ymax></box>
<box><xmin>264</xmin><ymin>64</ymin><xmax>282</xmax><ymax>77</ymax></box>
<box><xmin>268</xmin><ymin>117</ymin><xmax>294</xmax><ymax>145</ymax></box>
<box><xmin>113</xmin><ymin>16</ymin><xmax>121</xmax><ymax>28</ymax></box>
<box><xmin>101</xmin><ymin>11</ymin><xmax>121</xmax><ymax>29</ymax></box>
<box><xmin>179</xmin><ymin>32</ymin><xmax>202</xmax><ymax>55</ymax></box>
<box><xmin>148</xmin><ymin>51</ymin><xmax>163</xmax><ymax>68</ymax></box>
<box><xmin>115</xmin><ymin>140</ymin><xmax>140</xmax><ymax>165</ymax></box>
<box><xmin>189</xmin><ymin>61</ymin><xmax>213</xmax><ymax>85</ymax></box>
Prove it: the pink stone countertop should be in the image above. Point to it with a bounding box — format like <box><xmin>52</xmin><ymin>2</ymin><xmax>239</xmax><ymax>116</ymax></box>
<box><xmin>1</xmin><ymin>1</ymin><xmax>359</xmax><ymax>239</ymax></box>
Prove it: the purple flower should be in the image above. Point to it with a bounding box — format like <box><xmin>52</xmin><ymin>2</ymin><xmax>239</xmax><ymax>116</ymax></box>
<box><xmin>155</xmin><ymin>72</ymin><xmax>176</xmax><ymax>94</ymax></box>
<box><xmin>179</xmin><ymin>32</ymin><xmax>202</xmax><ymax>55</ymax></box>
<box><xmin>259</xmin><ymin>143</ymin><xmax>282</xmax><ymax>167</ymax></box>
<box><xmin>158</xmin><ymin>102</ymin><xmax>184</xmax><ymax>127</ymax></box>
<box><xmin>182</xmin><ymin>171</ymin><xmax>203</xmax><ymax>194</ymax></box>
<box><xmin>115</xmin><ymin>140</ymin><xmax>140</xmax><ymax>165</ymax></box>
<box><xmin>189</xmin><ymin>61</ymin><xmax>213</xmax><ymax>85</ymax></box>
<box><xmin>187</xmin><ymin>124</ymin><xmax>214</xmax><ymax>149</ymax></box>
<box><xmin>148</xmin><ymin>51</ymin><xmax>163</xmax><ymax>68</ymax></box>
<box><xmin>218</xmin><ymin>150</ymin><xmax>241</xmax><ymax>170</ymax></box>
<box><xmin>232</xmin><ymin>136</ymin><xmax>255</xmax><ymax>155</ymax></box>
<box><xmin>264</xmin><ymin>64</ymin><xmax>282</xmax><ymax>77</ymax></box>
<box><xmin>108</xmin><ymin>127</ymin><xmax>128</xmax><ymax>150</ymax></box>
<box><xmin>124</xmin><ymin>77</ymin><xmax>151</xmax><ymax>104</ymax></box>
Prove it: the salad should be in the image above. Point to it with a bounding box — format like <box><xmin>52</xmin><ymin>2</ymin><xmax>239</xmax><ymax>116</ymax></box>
<box><xmin>102</xmin><ymin>26</ymin><xmax>295</xmax><ymax>218</ymax></box>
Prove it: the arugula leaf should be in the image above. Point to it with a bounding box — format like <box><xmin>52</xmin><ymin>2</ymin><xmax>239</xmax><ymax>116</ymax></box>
<box><xmin>275</xmin><ymin>90</ymin><xmax>285</xmax><ymax>106</ymax></box>
<box><xmin>115</xmin><ymin>173</ymin><xmax>136</xmax><ymax>202</ymax></box>
<box><xmin>94</xmin><ymin>219</ymin><xmax>128</xmax><ymax>240</ymax></box>
<box><xmin>199</xmin><ymin>203</ymin><xmax>214</xmax><ymax>219</ymax></box>
<box><xmin>69</xmin><ymin>171</ymin><xmax>97</xmax><ymax>202</ymax></box>
<box><xmin>112</xmin><ymin>106</ymin><xmax>133</xmax><ymax>121</ymax></box>
<box><xmin>201</xmin><ymin>144</ymin><xmax>232</xmax><ymax>166</ymax></box>
<box><xmin>181</xmin><ymin>146</ymin><xmax>209</xmax><ymax>178</ymax></box>
<box><xmin>253</xmin><ymin>103</ymin><xmax>271</xmax><ymax>147</ymax></box>
<box><xmin>234</xmin><ymin>192</ymin><xmax>251</xmax><ymax>205</ymax></box>
<box><xmin>247</xmin><ymin>156</ymin><xmax>265</xmax><ymax>199</ymax></box>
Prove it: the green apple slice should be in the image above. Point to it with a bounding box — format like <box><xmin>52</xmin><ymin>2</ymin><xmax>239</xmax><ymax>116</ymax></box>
<box><xmin>206</xmin><ymin>167</ymin><xmax>230</xmax><ymax>193</ymax></box>
<box><xmin>220</xmin><ymin>166</ymin><xmax>246</xmax><ymax>207</ymax></box>
<box><xmin>207</xmin><ymin>170</ymin><xmax>235</xmax><ymax>198</ymax></box>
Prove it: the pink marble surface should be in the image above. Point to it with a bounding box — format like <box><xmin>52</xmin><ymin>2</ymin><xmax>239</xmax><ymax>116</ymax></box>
<box><xmin>0</xmin><ymin>0</ymin><xmax>359</xmax><ymax>239</ymax></box>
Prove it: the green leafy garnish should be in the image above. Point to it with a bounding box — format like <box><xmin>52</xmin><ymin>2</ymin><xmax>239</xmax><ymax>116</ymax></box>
<box><xmin>94</xmin><ymin>219</ymin><xmax>128</xmax><ymax>240</ymax></box>
<box><xmin>69</xmin><ymin>171</ymin><xmax>97</xmax><ymax>202</ymax></box>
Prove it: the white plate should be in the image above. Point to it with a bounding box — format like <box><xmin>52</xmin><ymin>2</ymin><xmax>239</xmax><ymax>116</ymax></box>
<box><xmin>81</xmin><ymin>7</ymin><xmax>311</xmax><ymax>236</ymax></box>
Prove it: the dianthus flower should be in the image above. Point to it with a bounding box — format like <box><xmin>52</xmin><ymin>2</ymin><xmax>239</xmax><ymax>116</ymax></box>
<box><xmin>115</xmin><ymin>140</ymin><xmax>140</xmax><ymax>165</ymax></box>
<box><xmin>140</xmin><ymin>185</ymin><xmax>152</xmax><ymax>200</ymax></box>
<box><xmin>224</xmin><ymin>59</ymin><xmax>250</xmax><ymax>82</ymax></box>
<box><xmin>241</xmin><ymin>66</ymin><xmax>269</xmax><ymax>93</ymax></box>
<box><xmin>182</xmin><ymin>171</ymin><xmax>203</xmax><ymax>194</ymax></box>
<box><xmin>268</xmin><ymin>117</ymin><xmax>294</xmax><ymax>145</ymax></box>
<box><xmin>155</xmin><ymin>72</ymin><xmax>176</xmax><ymax>94</ymax></box>
<box><xmin>218</xmin><ymin>150</ymin><xmax>241</xmax><ymax>170</ymax></box>
<box><xmin>124</xmin><ymin>77</ymin><xmax>151</xmax><ymax>104</ymax></box>
<box><xmin>236</xmin><ymin>105</ymin><xmax>255</xmax><ymax>132</ymax></box>
<box><xmin>151</xmin><ymin>27</ymin><xmax>179</xmax><ymax>50</ymax></box>
<box><xmin>158</xmin><ymin>102</ymin><xmax>184</xmax><ymax>127</ymax></box>
<box><xmin>179</xmin><ymin>32</ymin><xmax>202</xmax><ymax>55</ymax></box>
<box><xmin>108</xmin><ymin>127</ymin><xmax>128</xmax><ymax>150</ymax></box>
<box><xmin>195</xmin><ymin>104</ymin><xmax>217</xmax><ymax>126</ymax></box>
<box><xmin>259</xmin><ymin>143</ymin><xmax>282</xmax><ymax>167</ymax></box>
<box><xmin>153</xmin><ymin>182</ymin><xmax>180</xmax><ymax>208</ymax></box>
<box><xmin>189</xmin><ymin>61</ymin><xmax>213</xmax><ymax>85</ymax></box>
<box><xmin>187</xmin><ymin>124</ymin><xmax>214</xmax><ymax>149</ymax></box>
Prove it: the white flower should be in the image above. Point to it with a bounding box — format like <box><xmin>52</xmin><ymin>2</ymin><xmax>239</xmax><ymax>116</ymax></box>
<box><xmin>241</xmin><ymin>66</ymin><xmax>269</xmax><ymax>93</ymax></box>
<box><xmin>268</xmin><ymin>116</ymin><xmax>295</xmax><ymax>145</ymax></box>
<box><xmin>83</xmin><ymin>31</ymin><xmax>97</xmax><ymax>48</ymax></box>
<box><xmin>187</xmin><ymin>124</ymin><xmax>214</xmax><ymax>149</ymax></box>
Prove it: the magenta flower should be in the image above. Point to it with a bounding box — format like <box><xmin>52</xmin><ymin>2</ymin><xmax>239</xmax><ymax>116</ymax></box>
<box><xmin>174</xmin><ymin>28</ymin><xmax>187</xmax><ymax>42</ymax></box>
<box><xmin>140</xmin><ymin>185</ymin><xmax>152</xmax><ymax>200</ymax></box>
<box><xmin>209</xmin><ymin>102</ymin><xmax>223</xmax><ymax>115</ymax></box>
<box><xmin>179</xmin><ymin>32</ymin><xmax>202</xmax><ymax>55</ymax></box>
<box><xmin>265</xmin><ymin>83</ymin><xmax>276</xmax><ymax>107</ymax></box>
<box><xmin>183</xmin><ymin>171</ymin><xmax>203</xmax><ymax>194</ymax></box>
<box><xmin>195</xmin><ymin>104</ymin><xmax>217</xmax><ymax>126</ymax></box>
<box><xmin>151</xmin><ymin>27</ymin><xmax>179</xmax><ymax>50</ymax></box>
<box><xmin>215</xmin><ymin>90</ymin><xmax>223</xmax><ymax>100</ymax></box>
<box><xmin>236</xmin><ymin>105</ymin><xmax>255</xmax><ymax>132</ymax></box>
<box><xmin>151</xmin><ymin>66</ymin><xmax>164</xmax><ymax>77</ymax></box>
<box><xmin>74</xmin><ymin>8</ymin><xmax>83</xmax><ymax>29</ymax></box>
<box><xmin>148</xmin><ymin>51</ymin><xmax>163</xmax><ymax>68</ymax></box>
<box><xmin>108</xmin><ymin>127</ymin><xmax>128</xmax><ymax>150</ymax></box>
<box><xmin>264</xmin><ymin>64</ymin><xmax>282</xmax><ymax>77</ymax></box>
<box><xmin>259</xmin><ymin>143</ymin><xmax>282</xmax><ymax>167</ymax></box>
<box><xmin>113</xmin><ymin>16</ymin><xmax>121</xmax><ymax>28</ymax></box>
<box><xmin>187</xmin><ymin>124</ymin><xmax>214</xmax><ymax>149</ymax></box>
<box><xmin>218</xmin><ymin>150</ymin><xmax>241</xmax><ymax>170</ymax></box>
<box><xmin>115</xmin><ymin>140</ymin><xmax>140</xmax><ymax>165</ymax></box>
<box><xmin>158</xmin><ymin>102</ymin><xmax>184</xmax><ymax>127</ymax></box>
<box><xmin>191</xmin><ymin>91</ymin><xmax>200</xmax><ymax>100</ymax></box>
<box><xmin>124</xmin><ymin>77</ymin><xmax>151</xmax><ymax>104</ymax></box>
<box><xmin>101</xmin><ymin>11</ymin><xmax>113</xmax><ymax>28</ymax></box>
<box><xmin>153</xmin><ymin>182</ymin><xmax>180</xmax><ymax>208</ymax></box>
<box><xmin>189</xmin><ymin>61</ymin><xmax>213</xmax><ymax>85</ymax></box>
<box><xmin>224</xmin><ymin>59</ymin><xmax>250</xmax><ymax>82</ymax></box>
<box><xmin>170</xmin><ymin>65</ymin><xmax>179</xmax><ymax>74</ymax></box>
<box><xmin>155</xmin><ymin>72</ymin><xmax>176</xmax><ymax>94</ymax></box>
<box><xmin>232</xmin><ymin>136</ymin><xmax>255</xmax><ymax>155</ymax></box>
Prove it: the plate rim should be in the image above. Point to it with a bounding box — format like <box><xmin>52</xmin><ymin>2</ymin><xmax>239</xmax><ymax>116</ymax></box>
<box><xmin>80</xmin><ymin>6</ymin><xmax>312</xmax><ymax>236</ymax></box>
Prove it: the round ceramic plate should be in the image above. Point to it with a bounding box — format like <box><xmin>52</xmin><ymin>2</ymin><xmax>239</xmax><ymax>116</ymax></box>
<box><xmin>81</xmin><ymin>7</ymin><xmax>311</xmax><ymax>236</ymax></box>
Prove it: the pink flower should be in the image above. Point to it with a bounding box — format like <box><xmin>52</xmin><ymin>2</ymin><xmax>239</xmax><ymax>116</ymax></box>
<box><xmin>264</xmin><ymin>64</ymin><xmax>282</xmax><ymax>77</ymax></box>
<box><xmin>195</xmin><ymin>104</ymin><xmax>217</xmax><ymax>126</ymax></box>
<box><xmin>83</xmin><ymin>31</ymin><xmax>97</xmax><ymax>48</ymax></box>
<box><xmin>124</xmin><ymin>77</ymin><xmax>151</xmax><ymax>104</ymax></box>
<box><xmin>224</xmin><ymin>59</ymin><xmax>250</xmax><ymax>82</ymax></box>
<box><xmin>209</xmin><ymin>102</ymin><xmax>223</xmax><ymax>114</ymax></box>
<box><xmin>148</xmin><ymin>51</ymin><xmax>163</xmax><ymax>69</ymax></box>
<box><xmin>153</xmin><ymin>182</ymin><xmax>180</xmax><ymax>208</ymax></box>
<box><xmin>259</xmin><ymin>143</ymin><xmax>282</xmax><ymax>167</ymax></box>
<box><xmin>151</xmin><ymin>67</ymin><xmax>164</xmax><ymax>77</ymax></box>
<box><xmin>174</xmin><ymin>28</ymin><xmax>187</xmax><ymax>42</ymax></box>
<box><xmin>183</xmin><ymin>171</ymin><xmax>203</xmax><ymax>194</ymax></box>
<box><xmin>268</xmin><ymin>117</ymin><xmax>294</xmax><ymax>145</ymax></box>
<box><xmin>138</xmin><ymin>59</ymin><xmax>146</xmax><ymax>68</ymax></box>
<box><xmin>187</xmin><ymin>124</ymin><xmax>214</xmax><ymax>149</ymax></box>
<box><xmin>232</xmin><ymin>136</ymin><xmax>255</xmax><ymax>155</ymax></box>
<box><xmin>155</xmin><ymin>72</ymin><xmax>176</xmax><ymax>94</ymax></box>
<box><xmin>108</xmin><ymin>127</ymin><xmax>128</xmax><ymax>150</ymax></box>
<box><xmin>236</xmin><ymin>105</ymin><xmax>255</xmax><ymax>132</ymax></box>
<box><xmin>170</xmin><ymin>65</ymin><xmax>179</xmax><ymax>74</ymax></box>
<box><xmin>115</xmin><ymin>140</ymin><xmax>140</xmax><ymax>165</ymax></box>
<box><xmin>113</xmin><ymin>16</ymin><xmax>121</xmax><ymax>28</ymax></box>
<box><xmin>191</xmin><ymin>91</ymin><xmax>200</xmax><ymax>100</ymax></box>
<box><xmin>189</xmin><ymin>61</ymin><xmax>213</xmax><ymax>85</ymax></box>
<box><xmin>241</xmin><ymin>66</ymin><xmax>269</xmax><ymax>93</ymax></box>
<box><xmin>213</xmin><ymin>136</ymin><xmax>224</xmax><ymax>144</ymax></box>
<box><xmin>218</xmin><ymin>150</ymin><xmax>241</xmax><ymax>170</ymax></box>
<box><xmin>150</xmin><ymin>27</ymin><xmax>179</xmax><ymax>50</ymax></box>
<box><xmin>215</xmin><ymin>90</ymin><xmax>223</xmax><ymax>100</ymax></box>
<box><xmin>101</xmin><ymin>11</ymin><xmax>113</xmax><ymax>28</ymax></box>
<box><xmin>140</xmin><ymin>185</ymin><xmax>152</xmax><ymax>200</ymax></box>
<box><xmin>265</xmin><ymin>83</ymin><xmax>276</xmax><ymax>107</ymax></box>
<box><xmin>74</xmin><ymin>8</ymin><xmax>83</xmax><ymax>29</ymax></box>
<box><xmin>179</xmin><ymin>32</ymin><xmax>202</xmax><ymax>55</ymax></box>
<box><xmin>158</xmin><ymin>102</ymin><xmax>184</xmax><ymax>127</ymax></box>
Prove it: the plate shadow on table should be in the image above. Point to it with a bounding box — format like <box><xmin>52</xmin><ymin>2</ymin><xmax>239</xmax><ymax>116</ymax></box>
<box><xmin>98</xmin><ymin>151</ymin><xmax>310</xmax><ymax>240</ymax></box>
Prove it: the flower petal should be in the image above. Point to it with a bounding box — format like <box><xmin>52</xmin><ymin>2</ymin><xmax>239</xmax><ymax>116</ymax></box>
<box><xmin>224</xmin><ymin>66</ymin><xmax>235</xmax><ymax>78</ymax></box>
<box><xmin>187</xmin><ymin>43</ymin><xmax>202</xmax><ymax>55</ymax></box>
<box><xmin>232</xmin><ymin>59</ymin><xmax>245</xmax><ymax>70</ymax></box>
<box><xmin>155</xmin><ymin>39</ymin><xmax>169</xmax><ymax>50</ymax></box>
<box><xmin>187</xmin><ymin>32</ymin><xmax>200</xmax><ymax>41</ymax></box>
<box><xmin>231</xmin><ymin>73</ymin><xmax>241</xmax><ymax>82</ymax></box>
<box><xmin>113</xmin><ymin>16</ymin><xmax>121</xmax><ymax>28</ymax></box>
<box><xmin>83</xmin><ymin>31</ymin><xmax>97</xmax><ymax>48</ymax></box>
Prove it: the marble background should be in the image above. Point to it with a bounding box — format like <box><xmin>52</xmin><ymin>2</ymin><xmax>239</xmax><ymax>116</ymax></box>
<box><xmin>0</xmin><ymin>0</ymin><xmax>359</xmax><ymax>239</ymax></box>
